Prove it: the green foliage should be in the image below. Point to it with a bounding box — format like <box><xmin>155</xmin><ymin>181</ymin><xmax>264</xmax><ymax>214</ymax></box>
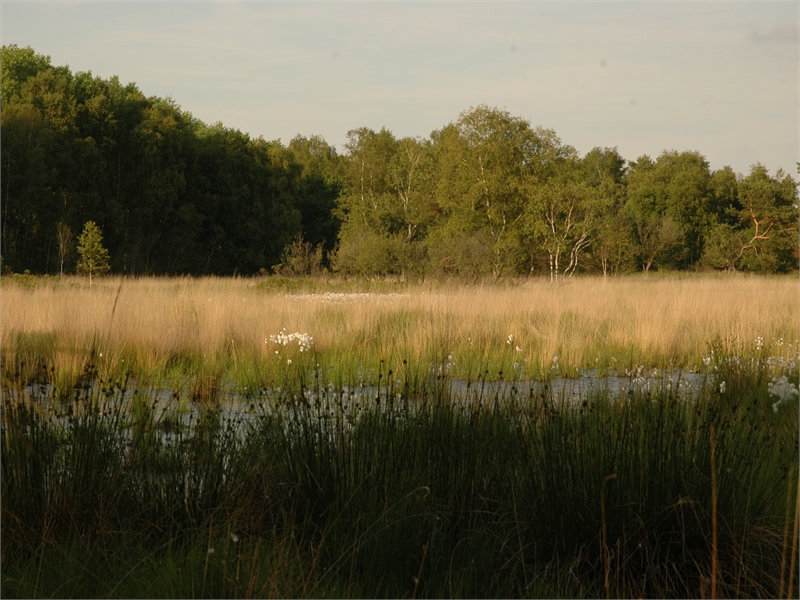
<box><xmin>2</xmin><ymin>352</ymin><xmax>797</xmax><ymax>597</ymax></box>
<box><xmin>735</xmin><ymin>165</ymin><xmax>799</xmax><ymax>272</ymax></box>
<box><xmin>2</xmin><ymin>45</ymin><xmax>798</xmax><ymax>278</ymax></box>
<box><xmin>522</xmin><ymin>170</ymin><xmax>597</xmax><ymax>279</ymax></box>
<box><xmin>701</xmin><ymin>223</ymin><xmax>742</xmax><ymax>271</ymax></box>
<box><xmin>700</xmin><ymin>164</ymin><xmax>799</xmax><ymax>272</ymax></box>
<box><xmin>76</xmin><ymin>221</ymin><xmax>110</xmax><ymax>282</ymax></box>
<box><xmin>0</xmin><ymin>44</ymin><xmax>54</xmax><ymax>105</ymax></box>
<box><xmin>625</xmin><ymin>150</ymin><xmax>714</xmax><ymax>271</ymax></box>
<box><xmin>333</xmin><ymin>127</ymin><xmax>439</xmax><ymax>278</ymax></box>
<box><xmin>287</xmin><ymin>134</ymin><xmax>343</xmax><ymax>255</ymax></box>
<box><xmin>433</xmin><ymin>106</ymin><xmax>575</xmax><ymax>277</ymax></box>
<box><xmin>0</xmin><ymin>47</ymin><xmax>312</xmax><ymax>276</ymax></box>
<box><xmin>707</xmin><ymin>166</ymin><xmax>740</xmax><ymax>226</ymax></box>
<box><xmin>273</xmin><ymin>234</ymin><xmax>326</xmax><ymax>276</ymax></box>
<box><xmin>580</xmin><ymin>146</ymin><xmax>627</xmax><ymax>187</ymax></box>
<box><xmin>332</xmin><ymin>229</ymin><xmax>405</xmax><ymax>277</ymax></box>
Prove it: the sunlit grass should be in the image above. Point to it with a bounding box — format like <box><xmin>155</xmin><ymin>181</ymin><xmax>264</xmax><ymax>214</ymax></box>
<box><xmin>2</xmin><ymin>273</ymin><xmax>798</xmax><ymax>597</ymax></box>
<box><xmin>2</xmin><ymin>274</ymin><xmax>797</xmax><ymax>392</ymax></box>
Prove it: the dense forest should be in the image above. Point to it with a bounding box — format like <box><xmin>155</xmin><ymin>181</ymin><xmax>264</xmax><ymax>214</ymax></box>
<box><xmin>2</xmin><ymin>44</ymin><xmax>798</xmax><ymax>278</ymax></box>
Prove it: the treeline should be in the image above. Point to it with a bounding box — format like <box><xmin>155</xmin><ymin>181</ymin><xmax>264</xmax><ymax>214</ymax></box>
<box><xmin>1</xmin><ymin>45</ymin><xmax>341</xmax><ymax>275</ymax></box>
<box><xmin>2</xmin><ymin>45</ymin><xmax>797</xmax><ymax>278</ymax></box>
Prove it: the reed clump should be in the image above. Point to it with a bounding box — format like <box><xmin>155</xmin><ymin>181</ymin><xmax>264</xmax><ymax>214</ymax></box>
<box><xmin>2</xmin><ymin>348</ymin><xmax>797</xmax><ymax>598</ymax></box>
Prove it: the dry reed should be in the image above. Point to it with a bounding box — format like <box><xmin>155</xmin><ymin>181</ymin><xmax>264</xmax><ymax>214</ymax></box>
<box><xmin>1</xmin><ymin>274</ymin><xmax>798</xmax><ymax>380</ymax></box>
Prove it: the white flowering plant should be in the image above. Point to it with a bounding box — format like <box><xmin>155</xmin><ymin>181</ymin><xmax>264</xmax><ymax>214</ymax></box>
<box><xmin>768</xmin><ymin>375</ymin><xmax>799</xmax><ymax>412</ymax></box>
<box><xmin>267</xmin><ymin>329</ymin><xmax>315</xmax><ymax>365</ymax></box>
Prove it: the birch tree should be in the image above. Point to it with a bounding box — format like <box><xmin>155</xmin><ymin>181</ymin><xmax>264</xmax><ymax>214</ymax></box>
<box><xmin>433</xmin><ymin>106</ymin><xmax>574</xmax><ymax>276</ymax></box>
<box><xmin>56</xmin><ymin>221</ymin><xmax>73</xmax><ymax>275</ymax></box>
<box><xmin>76</xmin><ymin>220</ymin><xmax>110</xmax><ymax>284</ymax></box>
<box><xmin>524</xmin><ymin>175</ymin><xmax>596</xmax><ymax>280</ymax></box>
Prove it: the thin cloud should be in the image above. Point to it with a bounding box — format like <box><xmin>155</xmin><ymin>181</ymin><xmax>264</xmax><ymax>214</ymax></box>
<box><xmin>749</xmin><ymin>24</ymin><xmax>798</xmax><ymax>44</ymax></box>
<box><xmin>2</xmin><ymin>1</ymin><xmax>796</xmax><ymax>175</ymax></box>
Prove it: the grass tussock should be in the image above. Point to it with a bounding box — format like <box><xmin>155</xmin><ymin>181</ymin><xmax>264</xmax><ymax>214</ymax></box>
<box><xmin>1</xmin><ymin>274</ymin><xmax>798</xmax><ymax>389</ymax></box>
<box><xmin>1</xmin><ymin>348</ymin><xmax>798</xmax><ymax>598</ymax></box>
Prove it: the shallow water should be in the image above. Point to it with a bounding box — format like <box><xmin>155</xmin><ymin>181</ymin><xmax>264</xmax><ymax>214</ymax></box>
<box><xmin>8</xmin><ymin>369</ymin><xmax>711</xmax><ymax>449</ymax></box>
<box><xmin>444</xmin><ymin>369</ymin><xmax>706</xmax><ymax>402</ymax></box>
<box><xmin>18</xmin><ymin>368</ymin><xmax>709</xmax><ymax>410</ymax></box>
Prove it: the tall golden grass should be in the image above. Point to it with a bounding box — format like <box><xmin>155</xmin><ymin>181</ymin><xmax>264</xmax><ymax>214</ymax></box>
<box><xmin>1</xmin><ymin>274</ymin><xmax>798</xmax><ymax>380</ymax></box>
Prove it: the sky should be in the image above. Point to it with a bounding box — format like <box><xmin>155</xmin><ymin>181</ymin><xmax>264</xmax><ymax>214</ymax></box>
<box><xmin>2</xmin><ymin>1</ymin><xmax>798</xmax><ymax>176</ymax></box>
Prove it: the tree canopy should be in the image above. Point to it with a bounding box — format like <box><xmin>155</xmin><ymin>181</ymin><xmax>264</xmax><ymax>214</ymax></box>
<box><xmin>2</xmin><ymin>45</ymin><xmax>797</xmax><ymax>278</ymax></box>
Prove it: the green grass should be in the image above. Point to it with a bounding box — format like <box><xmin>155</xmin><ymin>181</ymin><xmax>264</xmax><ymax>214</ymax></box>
<box><xmin>3</xmin><ymin>274</ymin><xmax>798</xmax><ymax>393</ymax></box>
<box><xmin>2</xmin><ymin>348</ymin><xmax>798</xmax><ymax>598</ymax></box>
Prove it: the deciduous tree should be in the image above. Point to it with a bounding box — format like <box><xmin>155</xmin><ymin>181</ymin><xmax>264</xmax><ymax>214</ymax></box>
<box><xmin>523</xmin><ymin>170</ymin><xmax>596</xmax><ymax>280</ymax></box>
<box><xmin>56</xmin><ymin>221</ymin><xmax>74</xmax><ymax>276</ymax></box>
<box><xmin>734</xmin><ymin>165</ymin><xmax>799</xmax><ymax>272</ymax></box>
<box><xmin>76</xmin><ymin>220</ymin><xmax>110</xmax><ymax>284</ymax></box>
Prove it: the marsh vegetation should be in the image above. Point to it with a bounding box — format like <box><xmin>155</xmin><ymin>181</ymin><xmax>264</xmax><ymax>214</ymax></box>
<box><xmin>2</xmin><ymin>274</ymin><xmax>798</xmax><ymax>392</ymax></box>
<box><xmin>1</xmin><ymin>274</ymin><xmax>798</xmax><ymax>598</ymax></box>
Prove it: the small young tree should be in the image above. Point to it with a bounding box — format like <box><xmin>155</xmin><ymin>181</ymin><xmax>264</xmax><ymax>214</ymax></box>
<box><xmin>273</xmin><ymin>234</ymin><xmax>326</xmax><ymax>276</ymax></box>
<box><xmin>76</xmin><ymin>221</ymin><xmax>110</xmax><ymax>284</ymax></box>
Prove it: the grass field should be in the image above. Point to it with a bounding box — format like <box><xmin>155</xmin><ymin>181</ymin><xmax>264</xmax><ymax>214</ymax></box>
<box><xmin>2</xmin><ymin>273</ymin><xmax>798</xmax><ymax>393</ymax></box>
<box><xmin>1</xmin><ymin>273</ymin><xmax>798</xmax><ymax>598</ymax></box>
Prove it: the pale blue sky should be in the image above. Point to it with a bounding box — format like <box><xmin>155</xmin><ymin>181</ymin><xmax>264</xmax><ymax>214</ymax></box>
<box><xmin>2</xmin><ymin>1</ymin><xmax>797</xmax><ymax>175</ymax></box>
